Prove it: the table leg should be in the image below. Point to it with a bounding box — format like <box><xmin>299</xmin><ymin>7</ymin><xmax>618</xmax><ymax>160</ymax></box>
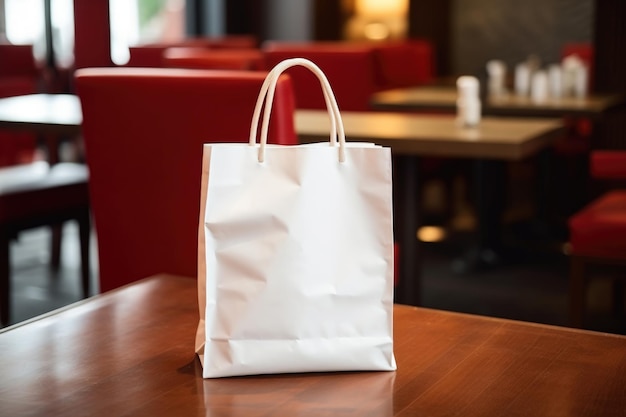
<box><xmin>42</xmin><ymin>133</ymin><xmax>60</xmax><ymax>165</ymax></box>
<box><xmin>452</xmin><ymin>159</ymin><xmax>507</xmax><ymax>273</ymax></box>
<box><xmin>1</xmin><ymin>232</ymin><xmax>10</xmax><ymax>326</ymax></box>
<box><xmin>393</xmin><ymin>155</ymin><xmax>421</xmax><ymax>306</ymax></box>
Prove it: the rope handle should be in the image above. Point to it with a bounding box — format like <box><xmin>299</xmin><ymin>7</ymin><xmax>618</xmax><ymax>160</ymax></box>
<box><xmin>248</xmin><ymin>58</ymin><xmax>346</xmax><ymax>163</ymax></box>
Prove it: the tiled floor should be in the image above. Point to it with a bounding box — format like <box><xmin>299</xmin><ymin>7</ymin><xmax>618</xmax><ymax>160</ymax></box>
<box><xmin>8</xmin><ymin>223</ymin><xmax>100</xmax><ymax>325</ymax></box>
<box><xmin>5</xmin><ymin>218</ymin><xmax>625</xmax><ymax>334</ymax></box>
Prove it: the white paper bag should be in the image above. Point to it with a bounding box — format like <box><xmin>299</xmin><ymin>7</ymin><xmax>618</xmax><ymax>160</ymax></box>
<box><xmin>195</xmin><ymin>58</ymin><xmax>396</xmax><ymax>378</ymax></box>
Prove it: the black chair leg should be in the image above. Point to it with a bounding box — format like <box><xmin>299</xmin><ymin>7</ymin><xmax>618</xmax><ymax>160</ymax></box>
<box><xmin>78</xmin><ymin>212</ymin><xmax>91</xmax><ymax>298</ymax></box>
<box><xmin>50</xmin><ymin>224</ymin><xmax>63</xmax><ymax>270</ymax></box>
<box><xmin>1</xmin><ymin>233</ymin><xmax>10</xmax><ymax>327</ymax></box>
<box><xmin>569</xmin><ymin>257</ymin><xmax>587</xmax><ymax>328</ymax></box>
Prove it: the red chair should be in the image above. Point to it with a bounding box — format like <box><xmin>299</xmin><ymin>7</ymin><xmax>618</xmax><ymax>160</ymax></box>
<box><xmin>175</xmin><ymin>35</ymin><xmax>258</xmax><ymax>49</ymax></box>
<box><xmin>75</xmin><ymin>67</ymin><xmax>297</xmax><ymax>292</ymax></box>
<box><xmin>371</xmin><ymin>39</ymin><xmax>436</xmax><ymax>89</ymax></box>
<box><xmin>0</xmin><ymin>161</ymin><xmax>90</xmax><ymax>326</ymax></box>
<box><xmin>0</xmin><ymin>45</ymin><xmax>90</xmax><ymax>326</ymax></box>
<box><xmin>163</xmin><ymin>47</ymin><xmax>265</xmax><ymax>70</ymax></box>
<box><xmin>125</xmin><ymin>45</ymin><xmax>170</xmax><ymax>67</ymax></box>
<box><xmin>125</xmin><ymin>36</ymin><xmax>259</xmax><ymax>68</ymax></box>
<box><xmin>0</xmin><ymin>79</ymin><xmax>40</xmax><ymax>167</ymax></box>
<box><xmin>263</xmin><ymin>42</ymin><xmax>380</xmax><ymax>111</ymax></box>
<box><xmin>0</xmin><ymin>44</ymin><xmax>41</xmax><ymax>79</ymax></box>
<box><xmin>568</xmin><ymin>150</ymin><xmax>626</xmax><ymax>328</ymax></box>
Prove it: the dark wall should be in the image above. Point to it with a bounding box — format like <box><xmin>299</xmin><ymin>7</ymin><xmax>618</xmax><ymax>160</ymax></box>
<box><xmin>451</xmin><ymin>0</ymin><xmax>593</xmax><ymax>76</ymax></box>
<box><xmin>409</xmin><ymin>0</ymin><xmax>452</xmax><ymax>76</ymax></box>
<box><xmin>592</xmin><ymin>0</ymin><xmax>626</xmax><ymax>149</ymax></box>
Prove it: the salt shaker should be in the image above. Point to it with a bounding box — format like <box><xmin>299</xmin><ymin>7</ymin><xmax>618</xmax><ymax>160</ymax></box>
<box><xmin>456</xmin><ymin>76</ymin><xmax>481</xmax><ymax>127</ymax></box>
<box><xmin>531</xmin><ymin>70</ymin><xmax>548</xmax><ymax>102</ymax></box>
<box><xmin>548</xmin><ymin>64</ymin><xmax>563</xmax><ymax>98</ymax></box>
<box><xmin>575</xmin><ymin>65</ymin><xmax>589</xmax><ymax>97</ymax></box>
<box><xmin>486</xmin><ymin>59</ymin><xmax>507</xmax><ymax>97</ymax></box>
<box><xmin>514</xmin><ymin>63</ymin><xmax>531</xmax><ymax>96</ymax></box>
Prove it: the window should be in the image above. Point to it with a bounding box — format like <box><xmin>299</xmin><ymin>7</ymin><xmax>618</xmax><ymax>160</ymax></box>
<box><xmin>4</xmin><ymin>0</ymin><xmax>46</xmax><ymax>61</ymax></box>
<box><xmin>3</xmin><ymin>0</ymin><xmax>74</xmax><ymax>68</ymax></box>
<box><xmin>110</xmin><ymin>0</ymin><xmax>185</xmax><ymax>65</ymax></box>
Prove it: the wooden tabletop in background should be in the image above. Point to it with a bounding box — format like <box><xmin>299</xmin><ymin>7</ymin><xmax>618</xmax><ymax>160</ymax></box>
<box><xmin>1</xmin><ymin>274</ymin><xmax>624</xmax><ymax>416</ymax></box>
<box><xmin>370</xmin><ymin>86</ymin><xmax>624</xmax><ymax>118</ymax></box>
<box><xmin>0</xmin><ymin>93</ymin><xmax>82</xmax><ymax>135</ymax></box>
<box><xmin>296</xmin><ymin>109</ymin><xmax>564</xmax><ymax>160</ymax></box>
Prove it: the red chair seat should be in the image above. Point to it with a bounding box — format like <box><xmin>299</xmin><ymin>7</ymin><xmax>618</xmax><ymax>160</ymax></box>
<box><xmin>569</xmin><ymin>190</ymin><xmax>626</xmax><ymax>260</ymax></box>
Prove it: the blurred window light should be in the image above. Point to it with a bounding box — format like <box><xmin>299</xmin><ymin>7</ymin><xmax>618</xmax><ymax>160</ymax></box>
<box><xmin>51</xmin><ymin>0</ymin><xmax>75</xmax><ymax>68</ymax></box>
<box><xmin>110</xmin><ymin>0</ymin><xmax>185</xmax><ymax>65</ymax></box>
<box><xmin>4</xmin><ymin>0</ymin><xmax>46</xmax><ymax>61</ymax></box>
<box><xmin>4</xmin><ymin>0</ymin><xmax>74</xmax><ymax>68</ymax></box>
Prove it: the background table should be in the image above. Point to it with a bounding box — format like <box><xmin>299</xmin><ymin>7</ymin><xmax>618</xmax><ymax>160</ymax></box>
<box><xmin>296</xmin><ymin>110</ymin><xmax>564</xmax><ymax>305</ymax></box>
<box><xmin>1</xmin><ymin>274</ymin><xmax>625</xmax><ymax>417</ymax></box>
<box><xmin>0</xmin><ymin>93</ymin><xmax>82</xmax><ymax>164</ymax></box>
<box><xmin>371</xmin><ymin>86</ymin><xmax>625</xmax><ymax>260</ymax></box>
<box><xmin>370</xmin><ymin>86</ymin><xmax>624</xmax><ymax>118</ymax></box>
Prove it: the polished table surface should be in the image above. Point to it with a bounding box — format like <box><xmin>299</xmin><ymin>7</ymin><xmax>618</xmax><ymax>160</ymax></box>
<box><xmin>1</xmin><ymin>274</ymin><xmax>625</xmax><ymax>416</ymax></box>
<box><xmin>370</xmin><ymin>85</ymin><xmax>625</xmax><ymax>118</ymax></box>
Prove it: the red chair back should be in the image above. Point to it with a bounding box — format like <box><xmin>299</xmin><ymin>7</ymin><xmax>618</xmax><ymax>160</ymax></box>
<box><xmin>371</xmin><ymin>40</ymin><xmax>436</xmax><ymax>89</ymax></box>
<box><xmin>176</xmin><ymin>35</ymin><xmax>258</xmax><ymax>49</ymax></box>
<box><xmin>163</xmin><ymin>47</ymin><xmax>265</xmax><ymax>70</ymax></box>
<box><xmin>125</xmin><ymin>45</ymin><xmax>169</xmax><ymax>67</ymax></box>
<box><xmin>263</xmin><ymin>43</ymin><xmax>379</xmax><ymax>111</ymax></box>
<box><xmin>0</xmin><ymin>80</ymin><xmax>39</xmax><ymax>167</ymax></box>
<box><xmin>75</xmin><ymin>67</ymin><xmax>297</xmax><ymax>291</ymax></box>
<box><xmin>0</xmin><ymin>44</ymin><xmax>40</xmax><ymax>78</ymax></box>
<box><xmin>125</xmin><ymin>36</ymin><xmax>259</xmax><ymax>68</ymax></box>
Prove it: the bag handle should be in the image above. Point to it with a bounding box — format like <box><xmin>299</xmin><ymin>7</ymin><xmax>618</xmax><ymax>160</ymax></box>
<box><xmin>248</xmin><ymin>58</ymin><xmax>346</xmax><ymax>163</ymax></box>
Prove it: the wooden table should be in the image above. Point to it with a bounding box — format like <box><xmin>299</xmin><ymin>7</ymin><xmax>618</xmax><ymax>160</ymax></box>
<box><xmin>0</xmin><ymin>93</ymin><xmax>82</xmax><ymax>164</ymax></box>
<box><xmin>296</xmin><ymin>110</ymin><xmax>564</xmax><ymax>306</ymax></box>
<box><xmin>370</xmin><ymin>86</ymin><xmax>624</xmax><ymax>118</ymax></box>
<box><xmin>1</xmin><ymin>274</ymin><xmax>625</xmax><ymax>417</ymax></box>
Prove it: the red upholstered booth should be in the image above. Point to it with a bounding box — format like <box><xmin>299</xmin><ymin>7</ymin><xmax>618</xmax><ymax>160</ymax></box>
<box><xmin>75</xmin><ymin>68</ymin><xmax>297</xmax><ymax>292</ymax></box>
<box><xmin>568</xmin><ymin>150</ymin><xmax>626</xmax><ymax>327</ymax></box>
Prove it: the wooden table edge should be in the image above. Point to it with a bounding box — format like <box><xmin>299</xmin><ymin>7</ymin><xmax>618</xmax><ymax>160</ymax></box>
<box><xmin>0</xmin><ymin>273</ymin><xmax>194</xmax><ymax>334</ymax></box>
